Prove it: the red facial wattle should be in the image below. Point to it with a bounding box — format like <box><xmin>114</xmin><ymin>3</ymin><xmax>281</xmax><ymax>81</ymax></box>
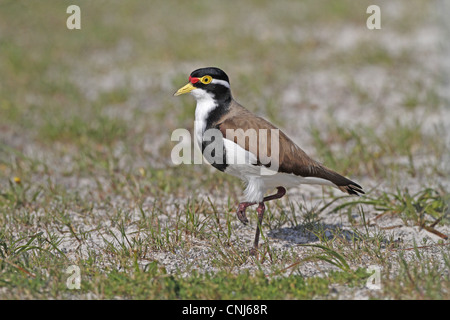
<box><xmin>189</xmin><ymin>76</ymin><xmax>199</xmax><ymax>84</ymax></box>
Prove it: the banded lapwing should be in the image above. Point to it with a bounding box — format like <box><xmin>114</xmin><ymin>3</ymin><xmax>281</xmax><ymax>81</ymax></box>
<box><xmin>174</xmin><ymin>67</ymin><xmax>364</xmax><ymax>254</ymax></box>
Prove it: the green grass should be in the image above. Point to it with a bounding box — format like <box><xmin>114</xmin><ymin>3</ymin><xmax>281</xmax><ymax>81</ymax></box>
<box><xmin>384</xmin><ymin>248</ymin><xmax>450</xmax><ymax>299</ymax></box>
<box><xmin>0</xmin><ymin>0</ymin><xmax>449</xmax><ymax>300</ymax></box>
<box><xmin>0</xmin><ymin>251</ymin><xmax>369</xmax><ymax>300</ymax></box>
<box><xmin>85</xmin><ymin>265</ymin><xmax>371</xmax><ymax>299</ymax></box>
<box><xmin>309</xmin><ymin>120</ymin><xmax>447</xmax><ymax>179</ymax></box>
<box><xmin>325</xmin><ymin>187</ymin><xmax>449</xmax><ymax>239</ymax></box>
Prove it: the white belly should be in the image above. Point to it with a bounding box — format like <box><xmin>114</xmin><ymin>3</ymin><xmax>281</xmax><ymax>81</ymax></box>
<box><xmin>222</xmin><ymin>139</ymin><xmax>336</xmax><ymax>203</ymax></box>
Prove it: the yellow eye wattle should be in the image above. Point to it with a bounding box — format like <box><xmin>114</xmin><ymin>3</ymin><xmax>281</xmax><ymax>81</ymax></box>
<box><xmin>200</xmin><ymin>75</ymin><xmax>212</xmax><ymax>84</ymax></box>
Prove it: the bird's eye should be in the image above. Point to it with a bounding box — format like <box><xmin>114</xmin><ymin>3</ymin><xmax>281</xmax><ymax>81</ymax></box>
<box><xmin>200</xmin><ymin>75</ymin><xmax>212</xmax><ymax>84</ymax></box>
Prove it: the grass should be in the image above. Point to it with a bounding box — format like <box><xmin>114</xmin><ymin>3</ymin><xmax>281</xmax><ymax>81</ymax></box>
<box><xmin>309</xmin><ymin>120</ymin><xmax>447</xmax><ymax>179</ymax></box>
<box><xmin>324</xmin><ymin>187</ymin><xmax>449</xmax><ymax>240</ymax></box>
<box><xmin>386</xmin><ymin>247</ymin><xmax>450</xmax><ymax>299</ymax></box>
<box><xmin>0</xmin><ymin>256</ymin><xmax>369</xmax><ymax>299</ymax></box>
<box><xmin>1</xmin><ymin>0</ymin><xmax>449</xmax><ymax>300</ymax></box>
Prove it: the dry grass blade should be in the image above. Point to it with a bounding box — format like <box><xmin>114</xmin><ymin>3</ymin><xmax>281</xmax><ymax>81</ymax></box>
<box><xmin>0</xmin><ymin>257</ymin><xmax>36</xmax><ymax>278</ymax></box>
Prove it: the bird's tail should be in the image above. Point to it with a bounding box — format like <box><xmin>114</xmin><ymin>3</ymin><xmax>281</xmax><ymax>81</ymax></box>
<box><xmin>337</xmin><ymin>182</ymin><xmax>365</xmax><ymax>196</ymax></box>
<box><xmin>315</xmin><ymin>165</ymin><xmax>365</xmax><ymax>196</ymax></box>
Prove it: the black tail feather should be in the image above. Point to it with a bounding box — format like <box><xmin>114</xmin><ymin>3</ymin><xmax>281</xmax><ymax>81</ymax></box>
<box><xmin>339</xmin><ymin>182</ymin><xmax>365</xmax><ymax>196</ymax></box>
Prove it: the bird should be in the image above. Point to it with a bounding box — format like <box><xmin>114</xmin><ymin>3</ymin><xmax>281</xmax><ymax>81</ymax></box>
<box><xmin>174</xmin><ymin>67</ymin><xmax>364</xmax><ymax>255</ymax></box>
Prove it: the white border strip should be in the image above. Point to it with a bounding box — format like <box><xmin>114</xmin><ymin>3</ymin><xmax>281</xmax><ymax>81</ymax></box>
<box><xmin>211</xmin><ymin>78</ymin><xmax>230</xmax><ymax>88</ymax></box>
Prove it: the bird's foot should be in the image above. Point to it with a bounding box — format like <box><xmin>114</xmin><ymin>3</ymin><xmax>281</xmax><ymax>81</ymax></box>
<box><xmin>236</xmin><ymin>202</ymin><xmax>254</xmax><ymax>225</ymax></box>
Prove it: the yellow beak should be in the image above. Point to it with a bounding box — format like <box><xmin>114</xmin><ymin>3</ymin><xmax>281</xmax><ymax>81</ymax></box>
<box><xmin>174</xmin><ymin>82</ymin><xmax>195</xmax><ymax>96</ymax></box>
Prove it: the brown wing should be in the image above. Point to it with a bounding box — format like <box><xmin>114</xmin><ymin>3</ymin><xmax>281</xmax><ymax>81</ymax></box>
<box><xmin>216</xmin><ymin>101</ymin><xmax>364</xmax><ymax>195</ymax></box>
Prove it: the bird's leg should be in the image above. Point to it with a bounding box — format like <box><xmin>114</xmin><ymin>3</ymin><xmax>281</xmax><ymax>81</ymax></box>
<box><xmin>249</xmin><ymin>187</ymin><xmax>286</xmax><ymax>255</ymax></box>
<box><xmin>263</xmin><ymin>186</ymin><xmax>286</xmax><ymax>202</ymax></box>
<box><xmin>250</xmin><ymin>202</ymin><xmax>266</xmax><ymax>255</ymax></box>
<box><xmin>236</xmin><ymin>187</ymin><xmax>286</xmax><ymax>225</ymax></box>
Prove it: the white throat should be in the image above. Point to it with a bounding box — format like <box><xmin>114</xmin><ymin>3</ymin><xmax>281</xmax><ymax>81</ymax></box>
<box><xmin>191</xmin><ymin>89</ymin><xmax>217</xmax><ymax>148</ymax></box>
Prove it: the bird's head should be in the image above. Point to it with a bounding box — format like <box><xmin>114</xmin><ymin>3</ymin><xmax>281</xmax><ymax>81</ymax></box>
<box><xmin>174</xmin><ymin>67</ymin><xmax>231</xmax><ymax>103</ymax></box>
